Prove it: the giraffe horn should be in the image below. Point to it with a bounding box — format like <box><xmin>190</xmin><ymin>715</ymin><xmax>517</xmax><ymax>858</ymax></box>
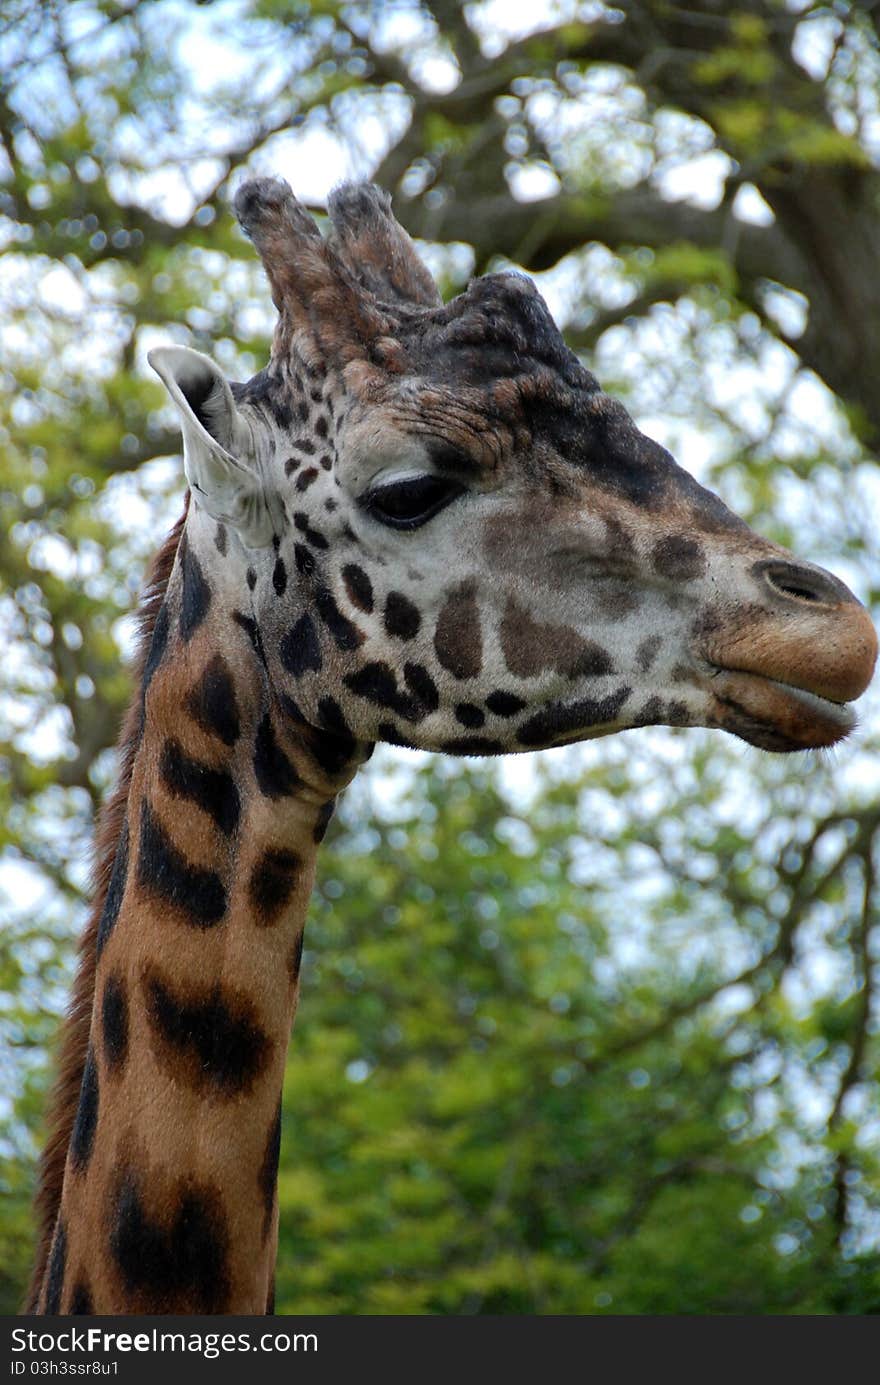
<box><xmin>234</xmin><ymin>176</ymin><xmax>324</xmax><ymax>313</ymax></box>
<box><xmin>327</xmin><ymin>182</ymin><xmax>442</xmax><ymax>309</ymax></box>
<box><xmin>234</xmin><ymin>177</ymin><xmax>391</xmax><ymax>366</ymax></box>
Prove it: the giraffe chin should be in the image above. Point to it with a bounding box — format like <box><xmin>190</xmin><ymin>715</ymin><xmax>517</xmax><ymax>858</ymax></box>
<box><xmin>709</xmin><ymin>668</ymin><xmax>856</xmax><ymax>752</ymax></box>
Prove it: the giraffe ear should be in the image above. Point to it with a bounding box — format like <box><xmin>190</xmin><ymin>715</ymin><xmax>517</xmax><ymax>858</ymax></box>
<box><xmin>148</xmin><ymin>345</ymin><xmax>280</xmax><ymax>549</ymax></box>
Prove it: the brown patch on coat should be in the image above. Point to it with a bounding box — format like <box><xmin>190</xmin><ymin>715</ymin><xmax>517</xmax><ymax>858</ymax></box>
<box><xmin>652</xmin><ymin>534</ymin><xmax>707</xmax><ymax>581</ymax></box>
<box><xmin>434</xmin><ymin>580</ymin><xmax>483</xmax><ymax>680</ymax></box>
<box><xmin>637</xmin><ymin>635</ymin><xmax>663</xmax><ymax>673</ymax></box>
<box><xmin>500</xmin><ymin>597</ymin><xmax>614</xmax><ymax>680</ymax></box>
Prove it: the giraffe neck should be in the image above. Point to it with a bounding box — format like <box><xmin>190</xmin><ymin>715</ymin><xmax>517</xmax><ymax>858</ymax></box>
<box><xmin>38</xmin><ymin>515</ymin><xmax>366</xmax><ymax>1314</ymax></box>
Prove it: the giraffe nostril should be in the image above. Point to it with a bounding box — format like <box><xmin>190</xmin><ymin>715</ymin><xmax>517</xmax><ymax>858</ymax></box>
<box><xmin>769</xmin><ymin>575</ymin><xmax>821</xmax><ymax>603</ymax></box>
<box><xmin>755</xmin><ymin>559</ymin><xmax>853</xmax><ymax>608</ymax></box>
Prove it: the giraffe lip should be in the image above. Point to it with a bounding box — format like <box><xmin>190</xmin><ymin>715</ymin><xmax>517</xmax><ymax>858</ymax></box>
<box><xmin>762</xmin><ymin>677</ymin><xmax>855</xmax><ymax>726</ymax></box>
<box><xmin>709</xmin><ymin>667</ymin><xmax>856</xmax><ymax>750</ymax></box>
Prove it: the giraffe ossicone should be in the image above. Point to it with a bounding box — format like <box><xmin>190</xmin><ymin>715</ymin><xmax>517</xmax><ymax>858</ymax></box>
<box><xmin>28</xmin><ymin>174</ymin><xmax>876</xmax><ymax>1315</ymax></box>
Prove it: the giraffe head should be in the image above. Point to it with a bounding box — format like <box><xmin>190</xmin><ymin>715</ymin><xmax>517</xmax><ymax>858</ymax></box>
<box><xmin>149</xmin><ymin>177</ymin><xmax>876</xmax><ymax>762</ymax></box>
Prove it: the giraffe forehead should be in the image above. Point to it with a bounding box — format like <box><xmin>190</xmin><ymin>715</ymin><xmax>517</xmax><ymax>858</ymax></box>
<box><xmin>330</xmin><ymin>363</ymin><xmax>626</xmax><ymax>488</ymax></box>
<box><xmin>334</xmin><ymin>390</ymin><xmax>512</xmax><ymax>484</ymax></box>
<box><xmin>403</xmin><ymin>271</ymin><xmax>591</xmax><ymax>382</ymax></box>
<box><xmin>331</xmin><ymin>375</ymin><xmax>699</xmax><ymax>515</ymax></box>
<box><xmin>240</xmin><ymin>278</ymin><xmax>598</xmax><ymax>482</ymax></box>
<box><xmin>241</xmin><ymin>312</ymin><xmax>749</xmax><ymax>542</ymax></box>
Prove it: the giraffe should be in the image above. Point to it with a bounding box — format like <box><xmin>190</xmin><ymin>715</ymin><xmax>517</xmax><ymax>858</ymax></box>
<box><xmin>27</xmin><ymin>176</ymin><xmax>876</xmax><ymax>1315</ymax></box>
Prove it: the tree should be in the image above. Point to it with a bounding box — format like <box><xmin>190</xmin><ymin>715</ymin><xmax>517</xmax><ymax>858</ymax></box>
<box><xmin>273</xmin><ymin>756</ymin><xmax>880</xmax><ymax>1313</ymax></box>
<box><xmin>1</xmin><ymin>0</ymin><xmax>878</xmax><ymax>1313</ymax></box>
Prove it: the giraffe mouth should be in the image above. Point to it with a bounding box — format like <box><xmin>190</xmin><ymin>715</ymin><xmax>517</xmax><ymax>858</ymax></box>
<box><xmin>708</xmin><ymin>668</ymin><xmax>856</xmax><ymax>751</ymax></box>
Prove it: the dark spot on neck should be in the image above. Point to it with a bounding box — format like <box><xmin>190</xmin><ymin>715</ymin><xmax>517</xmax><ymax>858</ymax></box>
<box><xmin>293</xmin><ymin>512</ymin><xmax>329</xmax><ymax>550</ymax></box>
<box><xmin>102</xmin><ymin>973</ymin><xmax>129</xmax><ymax>1071</ymax></box>
<box><xmin>315</xmin><ymin>587</ymin><xmax>364</xmax><ymax>650</ymax></box>
<box><xmin>144</xmin><ymin>970</ymin><xmax>272</xmax><ymax>1097</ymax></box>
<box><xmin>159</xmin><ymin>739</ymin><xmax>241</xmax><ymax>836</ymax></box>
<box><xmin>288</xmin><ymin>932</ymin><xmax>304</xmax><ymax>985</ymax></box>
<box><xmin>110</xmin><ymin>1170</ymin><xmax>231</xmax><ymax>1313</ymax></box>
<box><xmin>259</xmin><ymin>1104</ymin><xmax>282</xmax><ymax>1241</ymax></box>
<box><xmin>69</xmin><ymin>1276</ymin><xmax>93</xmax><ymax>1315</ymax></box>
<box><xmin>70</xmin><ymin>1047</ymin><xmax>99</xmax><ymax>1172</ymax></box>
<box><xmin>316</xmin><ymin>696</ymin><xmax>358</xmax><ymax>766</ymax></box>
<box><xmin>137</xmin><ymin>800</ymin><xmax>227</xmax><ymax>926</ymax></box>
<box><xmin>403</xmin><ymin>662</ymin><xmax>438</xmax><ymax>712</ymax></box>
<box><xmin>232</xmin><ymin>610</ymin><xmax>268</xmax><ymax>666</ymax></box>
<box><xmin>280</xmin><ymin>613</ymin><xmax>322</xmax><ymax>676</ymax></box>
<box><xmin>179</xmin><ymin>534</ymin><xmax>212</xmax><ymax>641</ymax></box>
<box><xmin>249</xmin><ymin>848</ymin><xmax>301</xmax><ymax>926</ymax></box>
<box><xmin>96</xmin><ymin>819</ymin><xmax>129</xmax><ymax>958</ymax></box>
<box><xmin>139</xmin><ymin>602</ymin><xmax>170</xmax><ymax>734</ymax></box>
<box><xmin>254</xmin><ymin>714</ymin><xmax>300</xmax><ymax>798</ymax></box>
<box><xmin>44</xmin><ymin>1219</ymin><xmax>66</xmax><ymax>1314</ymax></box>
<box><xmin>186</xmin><ymin>654</ymin><xmax>241</xmax><ymax>746</ymax></box>
<box><xmin>294</xmin><ymin>544</ymin><xmax>316</xmax><ymax>576</ymax></box>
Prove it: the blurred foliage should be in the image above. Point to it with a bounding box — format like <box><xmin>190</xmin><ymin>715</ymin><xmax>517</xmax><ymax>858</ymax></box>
<box><xmin>1</xmin><ymin>0</ymin><xmax>879</xmax><ymax>1315</ymax></box>
<box><xmin>275</xmin><ymin>754</ymin><xmax>880</xmax><ymax>1313</ymax></box>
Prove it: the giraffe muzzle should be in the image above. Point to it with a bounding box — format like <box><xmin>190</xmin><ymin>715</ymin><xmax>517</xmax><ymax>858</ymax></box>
<box><xmin>701</xmin><ymin>558</ymin><xmax>877</xmax><ymax>750</ymax></box>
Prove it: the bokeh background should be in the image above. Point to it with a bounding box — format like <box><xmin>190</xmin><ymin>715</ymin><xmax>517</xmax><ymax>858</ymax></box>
<box><xmin>2</xmin><ymin>0</ymin><xmax>880</xmax><ymax>1314</ymax></box>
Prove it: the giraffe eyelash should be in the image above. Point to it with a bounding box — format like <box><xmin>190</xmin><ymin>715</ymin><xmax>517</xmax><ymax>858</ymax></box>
<box><xmin>361</xmin><ymin>474</ymin><xmax>466</xmax><ymax>531</ymax></box>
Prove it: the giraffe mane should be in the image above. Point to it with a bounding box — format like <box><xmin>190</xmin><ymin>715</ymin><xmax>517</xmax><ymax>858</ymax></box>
<box><xmin>24</xmin><ymin>497</ymin><xmax>190</xmax><ymax>1311</ymax></box>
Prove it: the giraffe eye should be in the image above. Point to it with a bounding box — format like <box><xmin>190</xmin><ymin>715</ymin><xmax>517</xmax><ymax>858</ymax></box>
<box><xmin>363</xmin><ymin>475</ymin><xmax>465</xmax><ymax>530</ymax></box>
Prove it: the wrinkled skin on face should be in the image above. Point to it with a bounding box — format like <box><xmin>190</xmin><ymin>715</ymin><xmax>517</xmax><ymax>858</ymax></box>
<box><xmin>151</xmin><ymin>178</ymin><xmax>876</xmax><ymax>762</ymax></box>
